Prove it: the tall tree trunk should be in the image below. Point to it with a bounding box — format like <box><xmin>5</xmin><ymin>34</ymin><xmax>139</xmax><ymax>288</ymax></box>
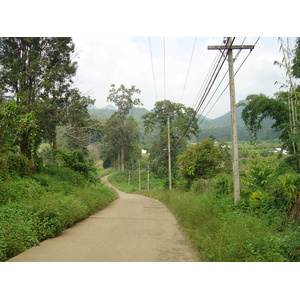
<box><xmin>121</xmin><ymin>145</ymin><xmax>125</xmax><ymax>172</ymax></box>
<box><xmin>20</xmin><ymin>132</ymin><xmax>31</xmax><ymax>159</ymax></box>
<box><xmin>51</xmin><ymin>134</ymin><xmax>57</xmax><ymax>163</ymax></box>
<box><xmin>117</xmin><ymin>150</ymin><xmax>121</xmax><ymax>171</ymax></box>
<box><xmin>290</xmin><ymin>190</ymin><xmax>300</xmax><ymax>221</ymax></box>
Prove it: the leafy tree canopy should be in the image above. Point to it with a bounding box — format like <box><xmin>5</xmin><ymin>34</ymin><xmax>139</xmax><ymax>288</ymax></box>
<box><xmin>107</xmin><ymin>84</ymin><xmax>142</xmax><ymax>119</ymax></box>
<box><xmin>177</xmin><ymin>139</ymin><xmax>231</xmax><ymax>184</ymax></box>
<box><xmin>240</xmin><ymin>93</ymin><xmax>288</xmax><ymax>141</ymax></box>
<box><xmin>292</xmin><ymin>37</ymin><xmax>300</xmax><ymax>78</ymax></box>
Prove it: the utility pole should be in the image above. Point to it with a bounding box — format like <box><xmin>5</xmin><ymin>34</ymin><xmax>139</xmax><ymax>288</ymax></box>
<box><xmin>167</xmin><ymin>115</ymin><xmax>172</xmax><ymax>190</ymax></box>
<box><xmin>138</xmin><ymin>160</ymin><xmax>141</xmax><ymax>190</ymax></box>
<box><xmin>147</xmin><ymin>164</ymin><xmax>150</xmax><ymax>190</ymax></box>
<box><xmin>208</xmin><ymin>38</ymin><xmax>255</xmax><ymax>203</ymax></box>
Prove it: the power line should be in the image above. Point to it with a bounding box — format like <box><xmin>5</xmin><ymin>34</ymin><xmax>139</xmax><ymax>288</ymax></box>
<box><xmin>191</xmin><ymin>47</ymin><xmax>222</xmax><ymax>110</ymax></box>
<box><xmin>234</xmin><ymin>37</ymin><xmax>260</xmax><ymax>75</ymax></box>
<box><xmin>175</xmin><ymin>37</ymin><xmax>260</xmax><ymax>148</ymax></box>
<box><xmin>194</xmin><ymin>51</ymin><xmax>227</xmax><ymax>114</ymax></box>
<box><xmin>174</xmin><ymin>38</ymin><xmax>231</xmax><ymax>148</ymax></box>
<box><xmin>180</xmin><ymin>37</ymin><xmax>197</xmax><ymax>103</ymax></box>
<box><xmin>193</xmin><ymin>38</ymin><xmax>233</xmax><ymax>115</ymax></box>
<box><xmin>233</xmin><ymin>37</ymin><xmax>246</xmax><ymax>62</ymax></box>
<box><xmin>198</xmin><ymin>37</ymin><xmax>260</xmax><ymax>125</ymax></box>
<box><xmin>148</xmin><ymin>37</ymin><xmax>158</xmax><ymax>102</ymax></box>
<box><xmin>164</xmin><ymin>37</ymin><xmax>166</xmax><ymax>99</ymax></box>
<box><xmin>198</xmin><ymin>68</ymin><xmax>229</xmax><ymax>123</ymax></box>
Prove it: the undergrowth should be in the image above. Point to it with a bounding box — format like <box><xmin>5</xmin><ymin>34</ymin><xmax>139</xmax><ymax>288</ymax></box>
<box><xmin>110</xmin><ymin>171</ymin><xmax>300</xmax><ymax>262</ymax></box>
<box><xmin>0</xmin><ymin>164</ymin><xmax>117</xmax><ymax>261</ymax></box>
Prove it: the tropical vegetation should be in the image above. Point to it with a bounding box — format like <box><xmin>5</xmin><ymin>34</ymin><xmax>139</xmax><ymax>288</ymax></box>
<box><xmin>1</xmin><ymin>37</ymin><xmax>300</xmax><ymax>262</ymax></box>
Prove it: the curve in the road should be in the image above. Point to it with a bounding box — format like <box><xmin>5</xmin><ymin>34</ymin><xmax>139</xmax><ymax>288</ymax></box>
<box><xmin>8</xmin><ymin>175</ymin><xmax>199</xmax><ymax>262</ymax></box>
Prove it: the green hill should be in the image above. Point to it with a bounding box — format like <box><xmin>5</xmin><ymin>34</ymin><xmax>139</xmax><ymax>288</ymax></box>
<box><xmin>196</xmin><ymin>102</ymin><xmax>280</xmax><ymax>142</ymax></box>
<box><xmin>88</xmin><ymin>102</ymin><xmax>281</xmax><ymax>142</ymax></box>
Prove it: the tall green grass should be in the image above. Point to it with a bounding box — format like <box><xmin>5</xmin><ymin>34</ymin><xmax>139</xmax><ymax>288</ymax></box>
<box><xmin>94</xmin><ymin>169</ymin><xmax>300</xmax><ymax>261</ymax></box>
<box><xmin>109</xmin><ymin>170</ymin><xmax>166</xmax><ymax>193</ymax></box>
<box><xmin>140</xmin><ymin>189</ymin><xmax>300</xmax><ymax>261</ymax></box>
<box><xmin>0</xmin><ymin>164</ymin><xmax>118</xmax><ymax>261</ymax></box>
<box><xmin>112</xmin><ymin>176</ymin><xmax>299</xmax><ymax>262</ymax></box>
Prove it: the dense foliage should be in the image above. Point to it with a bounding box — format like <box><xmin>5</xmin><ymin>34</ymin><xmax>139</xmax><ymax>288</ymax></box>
<box><xmin>0</xmin><ymin>162</ymin><xmax>117</xmax><ymax>261</ymax></box>
<box><xmin>142</xmin><ymin>100</ymin><xmax>199</xmax><ymax>177</ymax></box>
<box><xmin>241</xmin><ymin>38</ymin><xmax>300</xmax><ymax>172</ymax></box>
<box><xmin>103</xmin><ymin>84</ymin><xmax>142</xmax><ymax>172</ymax></box>
<box><xmin>177</xmin><ymin>139</ymin><xmax>231</xmax><ymax>187</ymax></box>
<box><xmin>109</xmin><ymin>152</ymin><xmax>300</xmax><ymax>262</ymax></box>
<box><xmin>0</xmin><ymin>37</ymin><xmax>94</xmax><ymax>162</ymax></box>
<box><xmin>0</xmin><ymin>37</ymin><xmax>116</xmax><ymax>261</ymax></box>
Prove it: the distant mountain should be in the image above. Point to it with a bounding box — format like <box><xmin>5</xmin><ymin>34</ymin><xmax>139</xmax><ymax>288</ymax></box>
<box><xmin>88</xmin><ymin>101</ymin><xmax>281</xmax><ymax>142</ymax></box>
<box><xmin>101</xmin><ymin>105</ymin><xmax>117</xmax><ymax>111</ymax></box>
<box><xmin>88</xmin><ymin>106</ymin><xmax>148</xmax><ymax>121</ymax></box>
<box><xmin>204</xmin><ymin>104</ymin><xmax>245</xmax><ymax>127</ymax></box>
<box><xmin>197</xmin><ymin>102</ymin><xmax>280</xmax><ymax>141</ymax></box>
<box><xmin>128</xmin><ymin>107</ymin><xmax>149</xmax><ymax>119</ymax></box>
<box><xmin>88</xmin><ymin>104</ymin><xmax>98</xmax><ymax>110</ymax></box>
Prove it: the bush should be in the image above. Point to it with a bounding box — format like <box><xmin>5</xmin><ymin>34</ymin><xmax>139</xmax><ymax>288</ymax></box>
<box><xmin>0</xmin><ymin>177</ymin><xmax>44</xmax><ymax>206</ymax></box>
<box><xmin>190</xmin><ymin>178</ymin><xmax>212</xmax><ymax>194</ymax></box>
<box><xmin>213</xmin><ymin>173</ymin><xmax>233</xmax><ymax>198</ymax></box>
<box><xmin>56</xmin><ymin>149</ymin><xmax>97</xmax><ymax>181</ymax></box>
<box><xmin>140</xmin><ymin>188</ymin><xmax>300</xmax><ymax>262</ymax></box>
<box><xmin>0</xmin><ymin>153</ymin><xmax>30</xmax><ymax>178</ymax></box>
<box><xmin>7</xmin><ymin>153</ymin><xmax>31</xmax><ymax>176</ymax></box>
<box><xmin>0</xmin><ymin>164</ymin><xmax>118</xmax><ymax>261</ymax></box>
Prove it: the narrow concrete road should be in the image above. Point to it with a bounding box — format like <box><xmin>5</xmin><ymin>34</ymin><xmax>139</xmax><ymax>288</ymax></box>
<box><xmin>8</xmin><ymin>176</ymin><xmax>199</xmax><ymax>262</ymax></box>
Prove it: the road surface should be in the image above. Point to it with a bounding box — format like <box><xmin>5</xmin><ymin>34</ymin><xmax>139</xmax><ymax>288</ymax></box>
<box><xmin>8</xmin><ymin>175</ymin><xmax>199</xmax><ymax>262</ymax></box>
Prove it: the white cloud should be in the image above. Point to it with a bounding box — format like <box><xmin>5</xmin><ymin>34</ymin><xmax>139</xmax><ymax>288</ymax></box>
<box><xmin>72</xmin><ymin>36</ymin><xmax>297</xmax><ymax>118</ymax></box>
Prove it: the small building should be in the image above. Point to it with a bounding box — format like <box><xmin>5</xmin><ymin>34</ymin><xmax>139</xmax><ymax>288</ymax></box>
<box><xmin>274</xmin><ymin>148</ymin><xmax>288</xmax><ymax>155</ymax></box>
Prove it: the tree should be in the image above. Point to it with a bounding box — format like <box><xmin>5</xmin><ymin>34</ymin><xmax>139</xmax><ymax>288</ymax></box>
<box><xmin>241</xmin><ymin>38</ymin><xmax>300</xmax><ymax>172</ymax></box>
<box><xmin>241</xmin><ymin>93</ymin><xmax>288</xmax><ymax>140</ymax></box>
<box><xmin>37</xmin><ymin>38</ymin><xmax>78</xmax><ymax>159</ymax></box>
<box><xmin>0</xmin><ymin>37</ymin><xmax>77</xmax><ymax>160</ymax></box>
<box><xmin>292</xmin><ymin>37</ymin><xmax>300</xmax><ymax>79</ymax></box>
<box><xmin>105</xmin><ymin>84</ymin><xmax>142</xmax><ymax>172</ymax></box>
<box><xmin>141</xmin><ymin>100</ymin><xmax>199</xmax><ymax>177</ymax></box>
<box><xmin>101</xmin><ymin>114</ymin><xmax>140</xmax><ymax>171</ymax></box>
<box><xmin>177</xmin><ymin>139</ymin><xmax>231</xmax><ymax>186</ymax></box>
<box><xmin>107</xmin><ymin>84</ymin><xmax>142</xmax><ymax>119</ymax></box>
<box><xmin>0</xmin><ymin>101</ymin><xmax>37</xmax><ymax>155</ymax></box>
<box><xmin>56</xmin><ymin>89</ymin><xmax>96</xmax><ymax>154</ymax></box>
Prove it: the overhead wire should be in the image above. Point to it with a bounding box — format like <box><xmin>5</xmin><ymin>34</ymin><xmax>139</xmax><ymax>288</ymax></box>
<box><xmin>194</xmin><ymin>50</ymin><xmax>227</xmax><ymax>114</ymax></box>
<box><xmin>197</xmin><ymin>68</ymin><xmax>229</xmax><ymax>120</ymax></box>
<box><xmin>180</xmin><ymin>37</ymin><xmax>197</xmax><ymax>103</ymax></box>
<box><xmin>198</xmin><ymin>37</ymin><xmax>260</xmax><ymax>126</ymax></box>
<box><xmin>148</xmin><ymin>37</ymin><xmax>158</xmax><ymax>102</ymax></box>
<box><xmin>174</xmin><ymin>38</ymin><xmax>232</xmax><ymax>148</ymax></box>
<box><xmin>193</xmin><ymin>37</ymin><xmax>233</xmax><ymax>115</ymax></box>
<box><xmin>164</xmin><ymin>37</ymin><xmax>166</xmax><ymax>100</ymax></box>
<box><xmin>191</xmin><ymin>48</ymin><xmax>222</xmax><ymax>110</ymax></box>
<box><xmin>147</xmin><ymin>37</ymin><xmax>260</xmax><ymax>149</ymax></box>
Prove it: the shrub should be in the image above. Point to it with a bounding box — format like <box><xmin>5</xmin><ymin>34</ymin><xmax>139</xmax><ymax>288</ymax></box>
<box><xmin>56</xmin><ymin>149</ymin><xmax>97</xmax><ymax>181</ymax></box>
<box><xmin>190</xmin><ymin>178</ymin><xmax>212</xmax><ymax>194</ymax></box>
<box><xmin>213</xmin><ymin>173</ymin><xmax>233</xmax><ymax>198</ymax></box>
<box><xmin>177</xmin><ymin>139</ymin><xmax>231</xmax><ymax>185</ymax></box>
<box><xmin>0</xmin><ymin>177</ymin><xmax>44</xmax><ymax>206</ymax></box>
<box><xmin>7</xmin><ymin>153</ymin><xmax>30</xmax><ymax>176</ymax></box>
<box><xmin>0</xmin><ymin>204</ymin><xmax>39</xmax><ymax>260</ymax></box>
<box><xmin>0</xmin><ymin>153</ymin><xmax>31</xmax><ymax>178</ymax></box>
<box><xmin>0</xmin><ymin>164</ymin><xmax>117</xmax><ymax>261</ymax></box>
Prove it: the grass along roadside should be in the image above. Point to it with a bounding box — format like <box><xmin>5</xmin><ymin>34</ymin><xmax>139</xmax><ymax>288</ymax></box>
<box><xmin>109</xmin><ymin>171</ymin><xmax>300</xmax><ymax>262</ymax></box>
<box><xmin>0</xmin><ymin>164</ymin><xmax>118</xmax><ymax>261</ymax></box>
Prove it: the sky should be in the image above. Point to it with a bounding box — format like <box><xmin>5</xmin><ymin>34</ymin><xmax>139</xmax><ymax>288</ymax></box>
<box><xmin>72</xmin><ymin>36</ymin><xmax>297</xmax><ymax>119</ymax></box>
<box><xmin>1</xmin><ymin>1</ymin><xmax>298</xmax><ymax>294</ymax></box>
